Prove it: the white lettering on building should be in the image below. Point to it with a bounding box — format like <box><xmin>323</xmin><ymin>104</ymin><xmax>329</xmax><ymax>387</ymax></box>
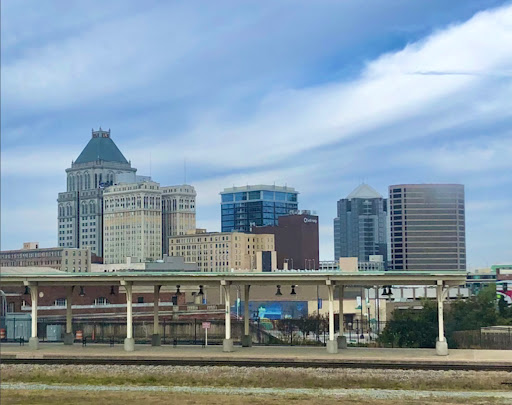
<box><xmin>304</xmin><ymin>217</ymin><xmax>317</xmax><ymax>224</ymax></box>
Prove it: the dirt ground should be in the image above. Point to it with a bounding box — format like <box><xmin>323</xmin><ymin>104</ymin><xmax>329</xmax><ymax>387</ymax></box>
<box><xmin>1</xmin><ymin>389</ymin><xmax>507</xmax><ymax>405</ymax></box>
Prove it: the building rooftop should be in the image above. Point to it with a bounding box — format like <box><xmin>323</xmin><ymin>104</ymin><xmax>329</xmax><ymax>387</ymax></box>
<box><xmin>346</xmin><ymin>183</ymin><xmax>383</xmax><ymax>199</ymax></box>
<box><xmin>74</xmin><ymin>129</ymin><xmax>129</xmax><ymax>165</ymax></box>
<box><xmin>221</xmin><ymin>185</ymin><xmax>297</xmax><ymax>194</ymax></box>
<box><xmin>0</xmin><ymin>267</ymin><xmax>67</xmax><ymax>275</ymax></box>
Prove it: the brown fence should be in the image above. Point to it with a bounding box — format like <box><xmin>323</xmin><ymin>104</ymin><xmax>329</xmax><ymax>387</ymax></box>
<box><xmin>452</xmin><ymin>328</ymin><xmax>512</xmax><ymax>349</ymax></box>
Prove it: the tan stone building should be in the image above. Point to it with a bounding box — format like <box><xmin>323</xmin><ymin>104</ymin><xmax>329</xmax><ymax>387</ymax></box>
<box><xmin>161</xmin><ymin>185</ymin><xmax>196</xmax><ymax>255</ymax></box>
<box><xmin>168</xmin><ymin>229</ymin><xmax>277</xmax><ymax>272</ymax></box>
<box><xmin>103</xmin><ymin>181</ymin><xmax>162</xmax><ymax>264</ymax></box>
<box><xmin>0</xmin><ymin>243</ymin><xmax>91</xmax><ymax>272</ymax></box>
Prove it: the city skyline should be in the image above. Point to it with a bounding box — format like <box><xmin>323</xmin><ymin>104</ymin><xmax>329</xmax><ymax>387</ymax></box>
<box><xmin>2</xmin><ymin>1</ymin><xmax>512</xmax><ymax>268</ymax></box>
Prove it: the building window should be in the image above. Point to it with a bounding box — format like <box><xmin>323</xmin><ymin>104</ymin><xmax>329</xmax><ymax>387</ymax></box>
<box><xmin>137</xmin><ymin>297</ymin><xmax>144</xmax><ymax>304</ymax></box>
<box><xmin>94</xmin><ymin>297</ymin><xmax>109</xmax><ymax>306</ymax></box>
<box><xmin>54</xmin><ymin>298</ymin><xmax>66</xmax><ymax>307</ymax></box>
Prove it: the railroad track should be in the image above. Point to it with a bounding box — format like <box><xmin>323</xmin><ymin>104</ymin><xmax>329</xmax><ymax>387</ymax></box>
<box><xmin>2</xmin><ymin>356</ymin><xmax>512</xmax><ymax>371</ymax></box>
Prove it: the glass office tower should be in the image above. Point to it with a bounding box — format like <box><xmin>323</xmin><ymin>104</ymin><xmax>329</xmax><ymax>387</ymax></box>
<box><xmin>333</xmin><ymin>184</ymin><xmax>388</xmax><ymax>263</ymax></box>
<box><xmin>389</xmin><ymin>184</ymin><xmax>466</xmax><ymax>271</ymax></box>
<box><xmin>220</xmin><ymin>185</ymin><xmax>298</xmax><ymax>232</ymax></box>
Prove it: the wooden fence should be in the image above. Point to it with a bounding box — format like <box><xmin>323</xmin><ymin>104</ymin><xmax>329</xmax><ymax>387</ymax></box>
<box><xmin>452</xmin><ymin>328</ymin><xmax>512</xmax><ymax>349</ymax></box>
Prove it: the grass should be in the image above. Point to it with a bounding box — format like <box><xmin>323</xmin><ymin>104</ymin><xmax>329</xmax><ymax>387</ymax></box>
<box><xmin>1</xmin><ymin>364</ymin><xmax>512</xmax><ymax>392</ymax></box>
<box><xmin>0</xmin><ymin>389</ymin><xmax>507</xmax><ymax>405</ymax></box>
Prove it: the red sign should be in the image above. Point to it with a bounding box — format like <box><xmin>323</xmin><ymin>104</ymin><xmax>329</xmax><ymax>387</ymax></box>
<box><xmin>202</xmin><ymin>322</ymin><xmax>211</xmax><ymax>329</ymax></box>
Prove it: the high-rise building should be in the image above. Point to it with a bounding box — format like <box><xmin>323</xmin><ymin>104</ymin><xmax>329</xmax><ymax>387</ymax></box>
<box><xmin>333</xmin><ymin>184</ymin><xmax>388</xmax><ymax>263</ymax></box>
<box><xmin>220</xmin><ymin>185</ymin><xmax>298</xmax><ymax>232</ymax></box>
<box><xmin>252</xmin><ymin>211</ymin><xmax>319</xmax><ymax>269</ymax></box>
<box><xmin>161</xmin><ymin>185</ymin><xmax>196</xmax><ymax>254</ymax></box>
<box><xmin>388</xmin><ymin>184</ymin><xmax>466</xmax><ymax>271</ymax></box>
<box><xmin>168</xmin><ymin>229</ymin><xmax>276</xmax><ymax>272</ymax></box>
<box><xmin>103</xmin><ymin>181</ymin><xmax>162</xmax><ymax>264</ymax></box>
<box><xmin>57</xmin><ymin>129</ymin><xmax>136</xmax><ymax>258</ymax></box>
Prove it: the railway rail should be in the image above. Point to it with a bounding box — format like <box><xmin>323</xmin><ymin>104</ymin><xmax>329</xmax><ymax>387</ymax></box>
<box><xmin>2</xmin><ymin>356</ymin><xmax>512</xmax><ymax>371</ymax></box>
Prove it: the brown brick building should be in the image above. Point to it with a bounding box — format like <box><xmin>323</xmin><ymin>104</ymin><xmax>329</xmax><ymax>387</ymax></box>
<box><xmin>252</xmin><ymin>212</ymin><xmax>319</xmax><ymax>269</ymax></box>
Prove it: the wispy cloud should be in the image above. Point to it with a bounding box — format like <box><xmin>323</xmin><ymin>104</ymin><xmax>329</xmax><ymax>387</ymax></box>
<box><xmin>1</xmin><ymin>1</ymin><xmax>511</xmax><ymax>266</ymax></box>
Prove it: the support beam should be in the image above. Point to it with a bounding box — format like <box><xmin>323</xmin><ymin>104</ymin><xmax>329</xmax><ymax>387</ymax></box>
<box><xmin>222</xmin><ymin>281</ymin><xmax>233</xmax><ymax>352</ymax></box>
<box><xmin>29</xmin><ymin>284</ymin><xmax>39</xmax><ymax>349</ymax></box>
<box><xmin>124</xmin><ymin>282</ymin><xmax>134</xmax><ymax>352</ymax></box>
<box><xmin>242</xmin><ymin>285</ymin><xmax>252</xmax><ymax>347</ymax></box>
<box><xmin>326</xmin><ymin>282</ymin><xmax>338</xmax><ymax>354</ymax></box>
<box><xmin>337</xmin><ymin>285</ymin><xmax>347</xmax><ymax>349</ymax></box>
<box><xmin>152</xmin><ymin>285</ymin><xmax>161</xmax><ymax>346</ymax></box>
<box><xmin>436</xmin><ymin>280</ymin><xmax>449</xmax><ymax>356</ymax></box>
<box><xmin>64</xmin><ymin>286</ymin><xmax>74</xmax><ymax>345</ymax></box>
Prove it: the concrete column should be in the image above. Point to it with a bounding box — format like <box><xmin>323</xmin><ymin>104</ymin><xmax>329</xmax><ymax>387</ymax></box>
<box><xmin>242</xmin><ymin>285</ymin><xmax>252</xmax><ymax>347</ymax></box>
<box><xmin>152</xmin><ymin>285</ymin><xmax>161</xmax><ymax>346</ymax></box>
<box><xmin>29</xmin><ymin>284</ymin><xmax>39</xmax><ymax>349</ymax></box>
<box><xmin>326</xmin><ymin>283</ymin><xmax>338</xmax><ymax>353</ymax></box>
<box><xmin>64</xmin><ymin>286</ymin><xmax>74</xmax><ymax>345</ymax></box>
<box><xmin>223</xmin><ymin>282</ymin><xmax>233</xmax><ymax>352</ymax></box>
<box><xmin>337</xmin><ymin>285</ymin><xmax>347</xmax><ymax>349</ymax></box>
<box><xmin>436</xmin><ymin>281</ymin><xmax>448</xmax><ymax>356</ymax></box>
<box><xmin>124</xmin><ymin>282</ymin><xmax>135</xmax><ymax>351</ymax></box>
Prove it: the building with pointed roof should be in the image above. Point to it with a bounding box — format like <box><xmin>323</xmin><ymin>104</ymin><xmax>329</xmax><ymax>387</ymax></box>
<box><xmin>333</xmin><ymin>184</ymin><xmax>388</xmax><ymax>264</ymax></box>
<box><xmin>57</xmin><ymin>129</ymin><xmax>137</xmax><ymax>259</ymax></box>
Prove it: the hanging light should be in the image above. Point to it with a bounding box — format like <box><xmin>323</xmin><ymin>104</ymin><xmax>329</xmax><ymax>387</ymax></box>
<box><xmin>275</xmin><ymin>285</ymin><xmax>282</xmax><ymax>296</ymax></box>
<box><xmin>381</xmin><ymin>287</ymin><xmax>389</xmax><ymax>296</ymax></box>
<box><xmin>24</xmin><ymin>286</ymin><xmax>30</xmax><ymax>295</ymax></box>
<box><xmin>110</xmin><ymin>286</ymin><xmax>116</xmax><ymax>295</ymax></box>
<box><xmin>79</xmin><ymin>286</ymin><xmax>85</xmax><ymax>297</ymax></box>
<box><xmin>290</xmin><ymin>285</ymin><xmax>297</xmax><ymax>295</ymax></box>
<box><xmin>386</xmin><ymin>286</ymin><xmax>393</xmax><ymax>296</ymax></box>
<box><xmin>198</xmin><ymin>285</ymin><xmax>204</xmax><ymax>296</ymax></box>
<box><xmin>176</xmin><ymin>285</ymin><xmax>181</xmax><ymax>294</ymax></box>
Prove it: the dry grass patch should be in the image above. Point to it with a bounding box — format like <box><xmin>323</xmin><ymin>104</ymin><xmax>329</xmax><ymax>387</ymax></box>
<box><xmin>1</xmin><ymin>364</ymin><xmax>511</xmax><ymax>391</ymax></box>
<box><xmin>0</xmin><ymin>389</ymin><xmax>506</xmax><ymax>405</ymax></box>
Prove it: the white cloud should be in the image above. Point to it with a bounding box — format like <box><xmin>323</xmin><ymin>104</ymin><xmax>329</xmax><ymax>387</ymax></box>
<box><xmin>2</xmin><ymin>3</ymin><xmax>512</xmax><ymax>267</ymax></box>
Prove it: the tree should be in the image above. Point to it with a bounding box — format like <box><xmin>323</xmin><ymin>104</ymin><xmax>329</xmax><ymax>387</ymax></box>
<box><xmin>379</xmin><ymin>300</ymin><xmax>437</xmax><ymax>348</ymax></box>
<box><xmin>379</xmin><ymin>285</ymin><xmax>507</xmax><ymax>348</ymax></box>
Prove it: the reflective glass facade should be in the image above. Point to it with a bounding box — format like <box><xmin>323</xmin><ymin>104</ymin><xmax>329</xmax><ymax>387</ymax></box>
<box><xmin>333</xmin><ymin>189</ymin><xmax>388</xmax><ymax>263</ymax></box>
<box><xmin>221</xmin><ymin>186</ymin><xmax>298</xmax><ymax>232</ymax></box>
<box><xmin>389</xmin><ymin>184</ymin><xmax>466</xmax><ymax>271</ymax></box>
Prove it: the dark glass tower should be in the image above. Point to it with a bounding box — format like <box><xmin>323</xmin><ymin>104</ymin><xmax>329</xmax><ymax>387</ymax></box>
<box><xmin>389</xmin><ymin>184</ymin><xmax>466</xmax><ymax>271</ymax></box>
<box><xmin>333</xmin><ymin>184</ymin><xmax>388</xmax><ymax>263</ymax></box>
<box><xmin>220</xmin><ymin>185</ymin><xmax>298</xmax><ymax>232</ymax></box>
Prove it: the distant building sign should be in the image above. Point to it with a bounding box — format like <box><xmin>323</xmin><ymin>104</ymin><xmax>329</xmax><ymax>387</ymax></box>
<box><xmin>202</xmin><ymin>322</ymin><xmax>211</xmax><ymax>329</ymax></box>
<box><xmin>304</xmin><ymin>217</ymin><xmax>318</xmax><ymax>224</ymax></box>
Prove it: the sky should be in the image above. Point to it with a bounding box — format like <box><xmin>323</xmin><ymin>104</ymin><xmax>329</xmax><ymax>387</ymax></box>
<box><xmin>1</xmin><ymin>0</ymin><xmax>512</xmax><ymax>268</ymax></box>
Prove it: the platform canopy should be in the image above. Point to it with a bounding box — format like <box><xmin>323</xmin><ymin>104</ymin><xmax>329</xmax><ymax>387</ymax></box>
<box><xmin>0</xmin><ymin>268</ymin><xmax>467</xmax><ymax>287</ymax></box>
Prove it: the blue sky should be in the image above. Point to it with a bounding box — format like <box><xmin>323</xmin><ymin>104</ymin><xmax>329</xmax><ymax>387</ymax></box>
<box><xmin>2</xmin><ymin>0</ymin><xmax>511</xmax><ymax>268</ymax></box>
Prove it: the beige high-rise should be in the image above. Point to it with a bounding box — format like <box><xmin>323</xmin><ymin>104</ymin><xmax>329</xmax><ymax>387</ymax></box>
<box><xmin>161</xmin><ymin>185</ymin><xmax>196</xmax><ymax>254</ymax></box>
<box><xmin>103</xmin><ymin>181</ymin><xmax>162</xmax><ymax>264</ymax></box>
<box><xmin>168</xmin><ymin>229</ymin><xmax>277</xmax><ymax>272</ymax></box>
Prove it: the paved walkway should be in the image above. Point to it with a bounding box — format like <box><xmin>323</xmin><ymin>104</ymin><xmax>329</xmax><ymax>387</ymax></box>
<box><xmin>2</xmin><ymin>343</ymin><xmax>512</xmax><ymax>366</ymax></box>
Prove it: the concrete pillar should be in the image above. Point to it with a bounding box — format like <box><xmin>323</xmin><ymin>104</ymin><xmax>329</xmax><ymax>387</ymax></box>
<box><xmin>242</xmin><ymin>285</ymin><xmax>252</xmax><ymax>347</ymax></box>
<box><xmin>152</xmin><ymin>285</ymin><xmax>161</xmax><ymax>346</ymax></box>
<box><xmin>124</xmin><ymin>282</ymin><xmax>135</xmax><ymax>351</ymax></box>
<box><xmin>436</xmin><ymin>281</ymin><xmax>448</xmax><ymax>356</ymax></box>
<box><xmin>29</xmin><ymin>284</ymin><xmax>39</xmax><ymax>349</ymax></box>
<box><xmin>337</xmin><ymin>285</ymin><xmax>347</xmax><ymax>349</ymax></box>
<box><xmin>64</xmin><ymin>286</ymin><xmax>74</xmax><ymax>345</ymax></box>
<box><xmin>326</xmin><ymin>283</ymin><xmax>338</xmax><ymax>354</ymax></box>
<box><xmin>222</xmin><ymin>282</ymin><xmax>233</xmax><ymax>352</ymax></box>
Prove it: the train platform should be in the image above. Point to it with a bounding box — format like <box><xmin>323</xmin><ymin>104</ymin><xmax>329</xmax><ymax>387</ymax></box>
<box><xmin>1</xmin><ymin>343</ymin><xmax>512</xmax><ymax>370</ymax></box>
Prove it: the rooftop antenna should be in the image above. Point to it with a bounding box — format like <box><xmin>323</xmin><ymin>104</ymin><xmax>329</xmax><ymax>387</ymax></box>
<box><xmin>149</xmin><ymin>152</ymin><xmax>152</xmax><ymax>178</ymax></box>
